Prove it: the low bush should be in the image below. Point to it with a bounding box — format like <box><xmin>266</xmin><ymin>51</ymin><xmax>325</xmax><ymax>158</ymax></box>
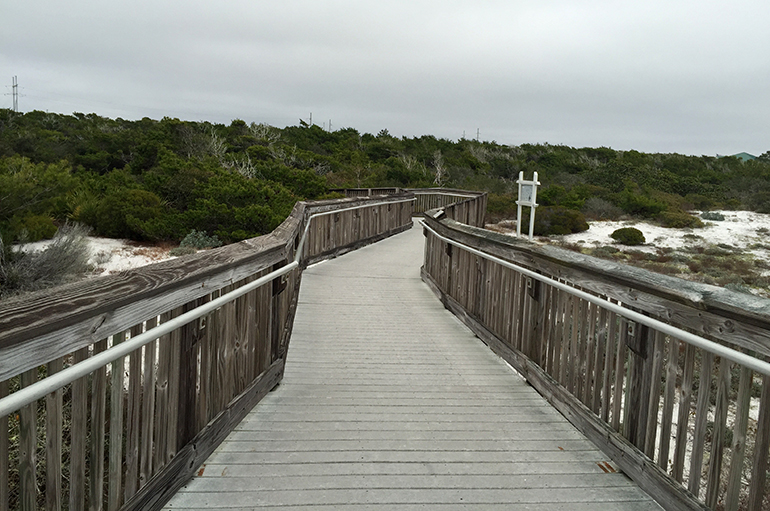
<box><xmin>658</xmin><ymin>210</ymin><xmax>704</xmax><ymax>228</ymax></box>
<box><xmin>179</xmin><ymin>229</ymin><xmax>222</xmax><ymax>249</ymax></box>
<box><xmin>0</xmin><ymin>222</ymin><xmax>91</xmax><ymax>298</ymax></box>
<box><xmin>526</xmin><ymin>206</ymin><xmax>589</xmax><ymax>236</ymax></box>
<box><xmin>581</xmin><ymin>197</ymin><xmax>623</xmax><ymax>221</ymax></box>
<box><xmin>700</xmin><ymin>211</ymin><xmax>725</xmax><ymax>221</ymax></box>
<box><xmin>610</xmin><ymin>227</ymin><xmax>645</xmax><ymax>245</ymax></box>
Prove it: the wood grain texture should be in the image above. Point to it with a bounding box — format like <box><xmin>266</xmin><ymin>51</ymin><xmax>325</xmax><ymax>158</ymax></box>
<box><xmin>69</xmin><ymin>347</ymin><xmax>89</xmax><ymax>511</ymax></box>
<box><xmin>45</xmin><ymin>358</ymin><xmax>63</xmax><ymax>511</ymax></box>
<box><xmin>423</xmin><ymin>217</ymin><xmax>770</xmax><ymax>356</ymax></box>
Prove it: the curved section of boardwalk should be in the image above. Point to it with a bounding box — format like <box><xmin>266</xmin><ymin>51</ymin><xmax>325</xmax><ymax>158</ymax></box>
<box><xmin>165</xmin><ymin>224</ymin><xmax>662</xmax><ymax>510</ymax></box>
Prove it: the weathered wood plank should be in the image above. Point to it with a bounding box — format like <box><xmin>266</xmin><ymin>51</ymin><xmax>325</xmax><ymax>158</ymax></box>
<box><xmin>673</xmin><ymin>342</ymin><xmax>696</xmax><ymax>483</ymax></box>
<box><xmin>724</xmin><ymin>366</ymin><xmax>751</xmax><ymax>511</ymax></box>
<box><xmin>658</xmin><ymin>337</ymin><xmax>680</xmax><ymax>471</ymax></box>
<box><xmin>644</xmin><ymin>331</ymin><xmax>665</xmax><ymax>458</ymax></box>
<box><xmin>0</xmin><ymin>379</ymin><xmax>8</xmax><ymax>511</ymax></box>
<box><xmin>705</xmin><ymin>356</ymin><xmax>730</xmax><ymax>508</ymax></box>
<box><xmin>89</xmin><ymin>339</ymin><xmax>108</xmax><ymax>511</ymax></box>
<box><xmin>123</xmin><ymin>359</ymin><xmax>284</xmax><ymax>511</ymax></box>
<box><xmin>69</xmin><ymin>347</ymin><xmax>89</xmax><ymax>511</ymax></box>
<box><xmin>688</xmin><ymin>350</ymin><xmax>714</xmax><ymax>498</ymax></box>
<box><xmin>45</xmin><ymin>358</ymin><xmax>63</xmax><ymax>511</ymax></box>
<box><xmin>108</xmin><ymin>332</ymin><xmax>125</xmax><ymax>511</ymax></box>
<box><xmin>140</xmin><ymin>318</ymin><xmax>158</xmax><ymax>490</ymax></box>
<box><xmin>124</xmin><ymin>325</ymin><xmax>143</xmax><ymax>501</ymax></box>
<box><xmin>747</xmin><ymin>374</ymin><xmax>770</xmax><ymax>509</ymax></box>
<box><xmin>19</xmin><ymin>368</ymin><xmax>38</xmax><ymax>511</ymax></box>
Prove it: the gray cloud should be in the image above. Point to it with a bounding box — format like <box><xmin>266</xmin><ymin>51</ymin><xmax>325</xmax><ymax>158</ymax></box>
<box><xmin>2</xmin><ymin>0</ymin><xmax>768</xmax><ymax>155</ymax></box>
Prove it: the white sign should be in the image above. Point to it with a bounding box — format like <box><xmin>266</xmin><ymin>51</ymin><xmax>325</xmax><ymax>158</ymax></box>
<box><xmin>516</xmin><ymin>171</ymin><xmax>540</xmax><ymax>240</ymax></box>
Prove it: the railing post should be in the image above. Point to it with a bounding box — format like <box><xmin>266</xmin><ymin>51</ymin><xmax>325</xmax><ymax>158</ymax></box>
<box><xmin>624</xmin><ymin>320</ymin><xmax>654</xmax><ymax>450</ymax></box>
<box><xmin>177</xmin><ymin>298</ymin><xmax>204</xmax><ymax>451</ymax></box>
<box><xmin>271</xmin><ymin>261</ymin><xmax>288</xmax><ymax>363</ymax></box>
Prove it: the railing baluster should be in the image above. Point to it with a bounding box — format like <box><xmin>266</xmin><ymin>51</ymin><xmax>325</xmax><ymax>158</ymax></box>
<box><xmin>108</xmin><ymin>332</ymin><xmax>125</xmax><ymax>511</ymax></box>
<box><xmin>124</xmin><ymin>325</ymin><xmax>143</xmax><ymax>501</ymax></box>
<box><xmin>0</xmin><ymin>379</ymin><xmax>7</xmax><ymax>511</ymax></box>
<box><xmin>688</xmin><ymin>349</ymin><xmax>714</xmax><ymax>498</ymax></box>
<box><xmin>724</xmin><ymin>366</ymin><xmax>752</xmax><ymax>511</ymax></box>
<box><xmin>706</xmin><ymin>356</ymin><xmax>731</xmax><ymax>508</ymax></box>
<box><xmin>89</xmin><ymin>339</ymin><xmax>108</xmax><ymax>511</ymax></box>
<box><xmin>140</xmin><ymin>318</ymin><xmax>157</xmax><ymax>489</ymax></box>
<box><xmin>658</xmin><ymin>337</ymin><xmax>679</xmax><ymax>471</ymax></box>
<box><xmin>19</xmin><ymin>368</ymin><xmax>38</xmax><ymax>511</ymax></box>
<box><xmin>748</xmin><ymin>374</ymin><xmax>770</xmax><ymax>510</ymax></box>
<box><xmin>45</xmin><ymin>358</ymin><xmax>63</xmax><ymax>511</ymax></box>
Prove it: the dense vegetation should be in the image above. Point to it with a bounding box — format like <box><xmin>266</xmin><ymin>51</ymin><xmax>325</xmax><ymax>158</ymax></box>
<box><xmin>2</xmin><ymin>108</ymin><xmax>770</xmax><ymax>250</ymax></box>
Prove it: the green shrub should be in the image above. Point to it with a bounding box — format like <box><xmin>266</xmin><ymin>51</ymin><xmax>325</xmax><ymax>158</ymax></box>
<box><xmin>92</xmin><ymin>189</ymin><xmax>165</xmax><ymax>240</ymax></box>
<box><xmin>179</xmin><ymin>229</ymin><xmax>222</xmax><ymax>249</ymax></box>
<box><xmin>17</xmin><ymin>214</ymin><xmax>58</xmax><ymax>242</ymax></box>
<box><xmin>610</xmin><ymin>227</ymin><xmax>645</xmax><ymax>245</ymax></box>
<box><xmin>700</xmin><ymin>211</ymin><xmax>725</xmax><ymax>221</ymax></box>
<box><xmin>658</xmin><ymin>210</ymin><xmax>704</xmax><ymax>228</ymax></box>
<box><xmin>526</xmin><ymin>206</ymin><xmax>589</xmax><ymax>236</ymax></box>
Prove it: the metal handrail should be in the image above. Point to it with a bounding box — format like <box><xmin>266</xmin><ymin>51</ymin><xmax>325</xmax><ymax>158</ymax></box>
<box><xmin>422</xmin><ymin>220</ymin><xmax>770</xmax><ymax>377</ymax></box>
<box><xmin>0</xmin><ymin>197</ymin><xmax>415</xmax><ymax>417</ymax></box>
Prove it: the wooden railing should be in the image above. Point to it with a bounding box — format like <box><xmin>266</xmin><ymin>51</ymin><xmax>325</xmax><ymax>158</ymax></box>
<box><xmin>332</xmin><ymin>187</ymin><xmax>488</xmax><ymax>228</ymax></box>
<box><xmin>421</xmin><ymin>213</ymin><xmax>770</xmax><ymax>511</ymax></box>
<box><xmin>0</xmin><ymin>193</ymin><xmax>414</xmax><ymax>511</ymax></box>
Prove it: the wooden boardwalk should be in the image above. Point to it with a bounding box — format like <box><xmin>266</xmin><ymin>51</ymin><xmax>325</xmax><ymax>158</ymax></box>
<box><xmin>164</xmin><ymin>225</ymin><xmax>663</xmax><ymax>510</ymax></box>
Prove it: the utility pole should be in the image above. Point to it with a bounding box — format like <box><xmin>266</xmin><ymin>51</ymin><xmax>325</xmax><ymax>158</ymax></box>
<box><xmin>329</xmin><ymin>119</ymin><xmax>332</xmax><ymax>132</ymax></box>
<box><xmin>309</xmin><ymin>112</ymin><xmax>312</xmax><ymax>126</ymax></box>
<box><xmin>476</xmin><ymin>128</ymin><xmax>480</xmax><ymax>142</ymax></box>
<box><xmin>12</xmin><ymin>76</ymin><xmax>18</xmax><ymax>112</ymax></box>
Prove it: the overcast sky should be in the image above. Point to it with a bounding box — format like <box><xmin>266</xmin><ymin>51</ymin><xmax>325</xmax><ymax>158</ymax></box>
<box><xmin>1</xmin><ymin>0</ymin><xmax>768</xmax><ymax>156</ymax></box>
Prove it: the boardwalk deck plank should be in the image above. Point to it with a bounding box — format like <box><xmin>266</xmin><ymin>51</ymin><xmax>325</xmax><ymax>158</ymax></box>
<box><xmin>164</xmin><ymin>225</ymin><xmax>662</xmax><ymax>510</ymax></box>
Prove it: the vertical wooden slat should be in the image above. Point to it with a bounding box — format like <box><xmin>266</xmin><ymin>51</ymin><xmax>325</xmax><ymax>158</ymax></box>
<box><xmin>582</xmin><ymin>302</ymin><xmax>597</xmax><ymax>406</ymax></box>
<box><xmin>658</xmin><ymin>337</ymin><xmax>680</xmax><ymax>471</ymax></box>
<box><xmin>570</xmin><ymin>298</ymin><xmax>583</xmax><ymax>397</ymax></box>
<box><xmin>108</xmin><ymin>332</ymin><xmax>126</xmax><ymax>511</ymax></box>
<box><xmin>705</xmin><ymin>356</ymin><xmax>731</xmax><ymax>509</ymax></box>
<box><xmin>154</xmin><ymin>313</ymin><xmax>172</xmax><ymax>472</ymax></box>
<box><xmin>558</xmin><ymin>290</ymin><xmax>570</xmax><ymax>386</ymax></box>
<box><xmin>673</xmin><ymin>342</ymin><xmax>696</xmax><ymax>482</ymax></box>
<box><xmin>644</xmin><ymin>331</ymin><xmax>665</xmax><ymax>458</ymax></box>
<box><xmin>688</xmin><ymin>350</ymin><xmax>714</xmax><ymax>498</ymax></box>
<box><xmin>724</xmin><ymin>366</ymin><xmax>752</xmax><ymax>511</ymax></box>
<box><xmin>591</xmin><ymin>307</ymin><xmax>607</xmax><ymax>415</ymax></box>
<box><xmin>198</xmin><ymin>306</ymin><xmax>212</xmax><ymax>432</ymax></box>
<box><xmin>747</xmin><ymin>374</ymin><xmax>770</xmax><ymax>510</ymax></box>
<box><xmin>611</xmin><ymin>317</ymin><xmax>626</xmax><ymax>432</ymax></box>
<box><xmin>69</xmin><ymin>347</ymin><xmax>89</xmax><ymax>511</ymax></box>
<box><xmin>19</xmin><ymin>368</ymin><xmax>38</xmax><ymax>511</ymax></box>
<box><xmin>89</xmin><ymin>339</ymin><xmax>108</xmax><ymax>511</ymax></box>
<box><xmin>626</xmin><ymin>323</ymin><xmax>653</xmax><ymax>450</ymax></box>
<box><xmin>45</xmin><ymin>358</ymin><xmax>63</xmax><ymax>511</ymax></box>
<box><xmin>178</xmin><ymin>299</ymin><xmax>202</xmax><ymax>451</ymax></box>
<box><xmin>165</xmin><ymin>307</ymin><xmax>183</xmax><ymax>462</ymax></box>
<box><xmin>124</xmin><ymin>325</ymin><xmax>143</xmax><ymax>501</ymax></box>
<box><xmin>140</xmin><ymin>318</ymin><xmax>157</xmax><ymax>489</ymax></box>
<box><xmin>601</xmin><ymin>311</ymin><xmax>618</xmax><ymax>423</ymax></box>
<box><xmin>0</xmin><ymin>379</ymin><xmax>8</xmax><ymax>511</ymax></box>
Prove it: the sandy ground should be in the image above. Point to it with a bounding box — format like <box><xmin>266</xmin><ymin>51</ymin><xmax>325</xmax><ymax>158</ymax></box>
<box><xmin>555</xmin><ymin>210</ymin><xmax>770</xmax><ymax>261</ymax></box>
<box><xmin>19</xmin><ymin>237</ymin><xmax>175</xmax><ymax>276</ymax></box>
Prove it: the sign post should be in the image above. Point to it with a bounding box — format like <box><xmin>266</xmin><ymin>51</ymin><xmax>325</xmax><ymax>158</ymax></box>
<box><xmin>516</xmin><ymin>171</ymin><xmax>540</xmax><ymax>241</ymax></box>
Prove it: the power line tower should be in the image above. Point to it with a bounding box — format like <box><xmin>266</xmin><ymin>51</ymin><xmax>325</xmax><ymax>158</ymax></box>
<box><xmin>12</xmin><ymin>76</ymin><xmax>18</xmax><ymax>112</ymax></box>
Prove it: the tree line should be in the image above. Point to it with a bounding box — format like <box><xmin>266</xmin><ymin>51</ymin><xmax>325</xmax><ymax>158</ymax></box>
<box><xmin>2</xmin><ymin>108</ymin><xmax>769</xmax><ymax>246</ymax></box>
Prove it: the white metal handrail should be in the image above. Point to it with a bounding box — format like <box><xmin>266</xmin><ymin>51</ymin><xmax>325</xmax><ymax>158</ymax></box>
<box><xmin>422</xmin><ymin>221</ymin><xmax>770</xmax><ymax>377</ymax></box>
<box><xmin>0</xmin><ymin>197</ymin><xmax>415</xmax><ymax>417</ymax></box>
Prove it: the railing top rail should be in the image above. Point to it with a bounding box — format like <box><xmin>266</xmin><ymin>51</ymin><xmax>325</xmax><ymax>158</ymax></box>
<box><xmin>423</xmin><ymin>212</ymin><xmax>770</xmax><ymax>357</ymax></box>
<box><xmin>423</xmin><ymin>219</ymin><xmax>770</xmax><ymax>377</ymax></box>
<box><xmin>0</xmin><ymin>195</ymin><xmax>416</xmax><ymax>417</ymax></box>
